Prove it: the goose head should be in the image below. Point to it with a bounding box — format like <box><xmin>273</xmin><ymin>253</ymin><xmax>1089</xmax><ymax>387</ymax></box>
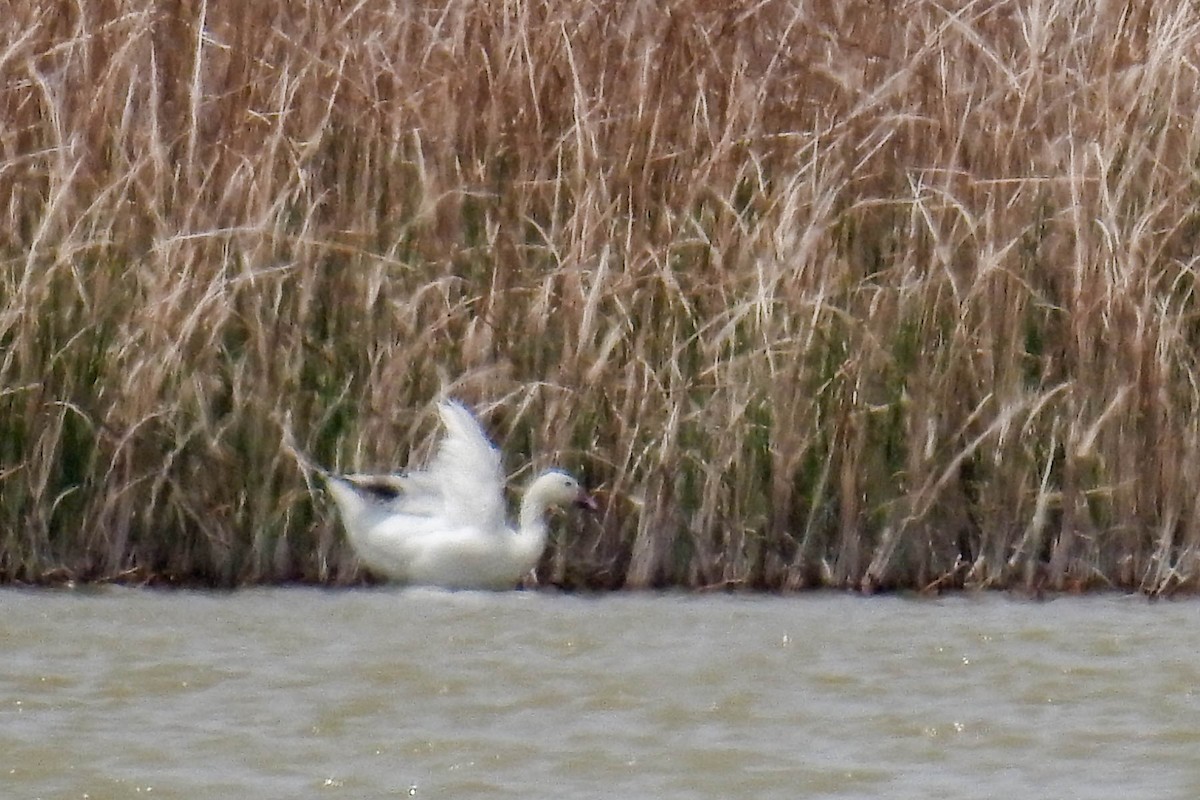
<box><xmin>527</xmin><ymin>469</ymin><xmax>599</xmax><ymax>512</ymax></box>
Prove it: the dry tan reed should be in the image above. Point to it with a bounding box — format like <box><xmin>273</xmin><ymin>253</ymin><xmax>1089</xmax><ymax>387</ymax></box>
<box><xmin>2</xmin><ymin>0</ymin><xmax>1199</xmax><ymax>592</ymax></box>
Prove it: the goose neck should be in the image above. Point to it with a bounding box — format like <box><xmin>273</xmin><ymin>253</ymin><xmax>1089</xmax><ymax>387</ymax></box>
<box><xmin>518</xmin><ymin>494</ymin><xmax>551</xmax><ymax>540</ymax></box>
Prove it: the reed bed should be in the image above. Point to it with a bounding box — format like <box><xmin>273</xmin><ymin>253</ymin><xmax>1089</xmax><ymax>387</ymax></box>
<box><xmin>2</xmin><ymin>0</ymin><xmax>1199</xmax><ymax>592</ymax></box>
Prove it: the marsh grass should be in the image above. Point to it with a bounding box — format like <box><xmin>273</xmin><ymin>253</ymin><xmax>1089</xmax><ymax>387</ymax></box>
<box><xmin>2</xmin><ymin>0</ymin><xmax>1200</xmax><ymax>592</ymax></box>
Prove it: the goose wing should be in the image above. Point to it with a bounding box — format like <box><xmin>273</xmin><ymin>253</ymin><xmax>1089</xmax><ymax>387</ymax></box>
<box><xmin>339</xmin><ymin>472</ymin><xmax>441</xmax><ymax>515</ymax></box>
<box><xmin>421</xmin><ymin>399</ymin><xmax>508</xmax><ymax>533</ymax></box>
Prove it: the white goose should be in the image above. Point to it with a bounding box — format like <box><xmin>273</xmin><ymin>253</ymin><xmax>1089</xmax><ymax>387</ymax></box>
<box><xmin>315</xmin><ymin>400</ymin><xmax>596</xmax><ymax>589</ymax></box>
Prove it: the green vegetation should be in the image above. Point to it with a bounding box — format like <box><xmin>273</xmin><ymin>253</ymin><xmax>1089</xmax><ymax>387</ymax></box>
<box><xmin>3</xmin><ymin>1</ymin><xmax>1200</xmax><ymax>593</ymax></box>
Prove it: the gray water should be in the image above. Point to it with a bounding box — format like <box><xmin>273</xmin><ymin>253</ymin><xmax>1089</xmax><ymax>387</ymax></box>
<box><xmin>2</xmin><ymin>588</ymin><xmax>1199</xmax><ymax>799</ymax></box>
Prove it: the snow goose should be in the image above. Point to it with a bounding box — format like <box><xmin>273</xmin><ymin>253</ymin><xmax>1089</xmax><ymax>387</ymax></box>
<box><xmin>312</xmin><ymin>400</ymin><xmax>597</xmax><ymax>589</ymax></box>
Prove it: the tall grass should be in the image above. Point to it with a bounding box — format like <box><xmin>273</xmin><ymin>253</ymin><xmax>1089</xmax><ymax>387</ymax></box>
<box><xmin>2</xmin><ymin>0</ymin><xmax>1199</xmax><ymax>592</ymax></box>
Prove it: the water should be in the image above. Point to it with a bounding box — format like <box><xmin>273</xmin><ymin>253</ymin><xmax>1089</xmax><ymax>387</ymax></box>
<box><xmin>3</xmin><ymin>588</ymin><xmax>1199</xmax><ymax>799</ymax></box>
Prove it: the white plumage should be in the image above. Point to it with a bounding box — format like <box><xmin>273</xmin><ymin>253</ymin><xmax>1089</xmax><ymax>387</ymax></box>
<box><xmin>314</xmin><ymin>400</ymin><xmax>596</xmax><ymax>589</ymax></box>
